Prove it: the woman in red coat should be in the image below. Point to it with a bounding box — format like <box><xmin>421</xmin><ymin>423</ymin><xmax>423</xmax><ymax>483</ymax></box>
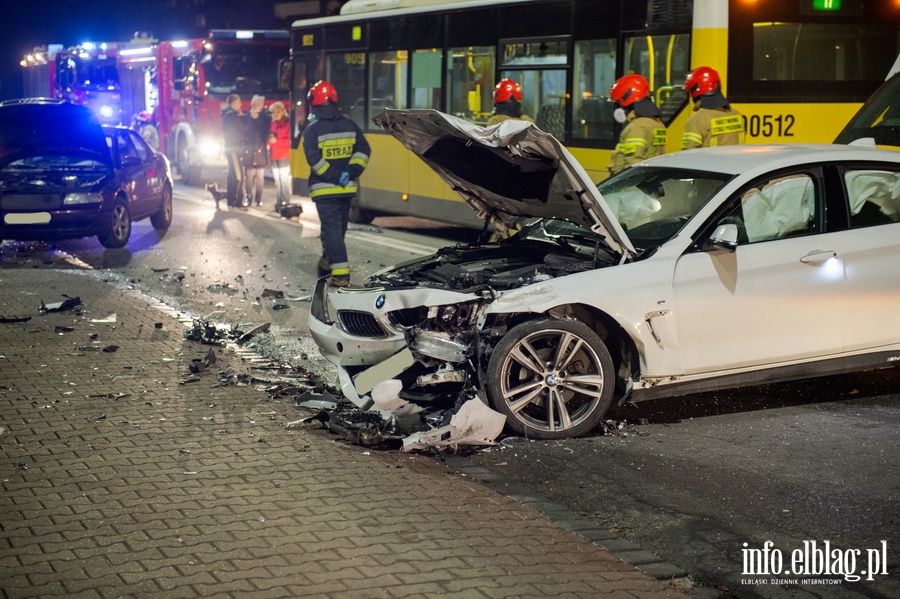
<box><xmin>267</xmin><ymin>102</ymin><xmax>292</xmax><ymax>210</ymax></box>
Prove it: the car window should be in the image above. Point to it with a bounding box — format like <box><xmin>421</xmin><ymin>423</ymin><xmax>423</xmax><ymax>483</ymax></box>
<box><xmin>126</xmin><ymin>130</ymin><xmax>152</xmax><ymax>163</ymax></box>
<box><xmin>843</xmin><ymin>169</ymin><xmax>900</xmax><ymax>228</ymax></box>
<box><xmin>114</xmin><ymin>132</ymin><xmax>141</xmax><ymax>167</ymax></box>
<box><xmin>717</xmin><ymin>174</ymin><xmax>818</xmax><ymax>244</ymax></box>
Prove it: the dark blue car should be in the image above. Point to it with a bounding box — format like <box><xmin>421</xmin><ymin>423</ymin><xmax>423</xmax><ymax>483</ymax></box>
<box><xmin>0</xmin><ymin>99</ymin><xmax>173</xmax><ymax>248</ymax></box>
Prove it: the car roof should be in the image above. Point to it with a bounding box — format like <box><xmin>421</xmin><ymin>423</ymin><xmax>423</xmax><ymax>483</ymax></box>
<box><xmin>639</xmin><ymin>143</ymin><xmax>900</xmax><ymax>175</ymax></box>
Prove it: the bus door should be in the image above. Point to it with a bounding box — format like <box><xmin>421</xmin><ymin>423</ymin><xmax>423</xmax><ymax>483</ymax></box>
<box><xmin>499</xmin><ymin>36</ymin><xmax>570</xmax><ymax>141</ymax></box>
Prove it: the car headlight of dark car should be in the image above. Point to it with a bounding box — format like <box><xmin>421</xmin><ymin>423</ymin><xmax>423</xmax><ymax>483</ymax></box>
<box><xmin>63</xmin><ymin>191</ymin><xmax>103</xmax><ymax>205</ymax></box>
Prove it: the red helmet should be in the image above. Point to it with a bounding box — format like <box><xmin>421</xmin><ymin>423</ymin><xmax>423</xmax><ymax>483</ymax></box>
<box><xmin>609</xmin><ymin>74</ymin><xmax>650</xmax><ymax>107</ymax></box>
<box><xmin>308</xmin><ymin>80</ymin><xmax>338</xmax><ymax>107</ymax></box>
<box><xmin>493</xmin><ymin>78</ymin><xmax>523</xmax><ymax>103</ymax></box>
<box><xmin>684</xmin><ymin>67</ymin><xmax>721</xmax><ymax>99</ymax></box>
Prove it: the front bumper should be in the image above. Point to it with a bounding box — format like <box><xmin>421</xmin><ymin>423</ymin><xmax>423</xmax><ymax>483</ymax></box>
<box><xmin>0</xmin><ymin>204</ymin><xmax>113</xmax><ymax>241</ymax></box>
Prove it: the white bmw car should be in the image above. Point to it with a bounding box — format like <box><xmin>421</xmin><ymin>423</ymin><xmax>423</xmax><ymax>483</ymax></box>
<box><xmin>308</xmin><ymin>109</ymin><xmax>900</xmax><ymax>439</ymax></box>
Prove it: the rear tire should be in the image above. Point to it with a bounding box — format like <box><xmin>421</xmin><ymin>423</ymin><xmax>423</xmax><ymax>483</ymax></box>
<box><xmin>150</xmin><ymin>184</ymin><xmax>173</xmax><ymax>230</ymax></box>
<box><xmin>177</xmin><ymin>139</ymin><xmax>199</xmax><ymax>186</ymax></box>
<box><xmin>98</xmin><ymin>198</ymin><xmax>132</xmax><ymax>248</ymax></box>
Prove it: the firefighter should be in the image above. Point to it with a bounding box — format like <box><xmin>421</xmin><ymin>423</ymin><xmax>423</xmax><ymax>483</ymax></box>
<box><xmin>487</xmin><ymin>79</ymin><xmax>535</xmax><ymax>126</ymax></box>
<box><xmin>608</xmin><ymin>74</ymin><xmax>667</xmax><ymax>175</ymax></box>
<box><xmin>302</xmin><ymin>81</ymin><xmax>371</xmax><ymax>287</ymax></box>
<box><xmin>682</xmin><ymin>66</ymin><xmax>744</xmax><ymax>149</ymax></box>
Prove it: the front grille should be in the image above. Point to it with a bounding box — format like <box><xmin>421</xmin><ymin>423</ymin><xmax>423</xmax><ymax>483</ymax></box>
<box><xmin>338</xmin><ymin>310</ymin><xmax>387</xmax><ymax>338</ymax></box>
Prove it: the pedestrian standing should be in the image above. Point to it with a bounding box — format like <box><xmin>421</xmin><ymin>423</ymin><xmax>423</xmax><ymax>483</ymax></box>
<box><xmin>301</xmin><ymin>80</ymin><xmax>370</xmax><ymax>287</ymax></box>
<box><xmin>607</xmin><ymin>74</ymin><xmax>667</xmax><ymax>174</ymax></box>
<box><xmin>682</xmin><ymin>66</ymin><xmax>744</xmax><ymax>149</ymax></box>
<box><xmin>243</xmin><ymin>95</ymin><xmax>270</xmax><ymax>206</ymax></box>
<box><xmin>267</xmin><ymin>101</ymin><xmax>292</xmax><ymax>211</ymax></box>
<box><xmin>487</xmin><ymin>79</ymin><xmax>535</xmax><ymax>126</ymax></box>
<box><xmin>221</xmin><ymin>94</ymin><xmax>247</xmax><ymax>208</ymax></box>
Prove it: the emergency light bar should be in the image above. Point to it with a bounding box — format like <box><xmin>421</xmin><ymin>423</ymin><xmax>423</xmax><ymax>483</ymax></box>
<box><xmin>208</xmin><ymin>30</ymin><xmax>289</xmax><ymax>40</ymax></box>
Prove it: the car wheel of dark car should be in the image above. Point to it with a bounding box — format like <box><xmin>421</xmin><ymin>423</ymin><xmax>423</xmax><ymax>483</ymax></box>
<box><xmin>151</xmin><ymin>184</ymin><xmax>173</xmax><ymax>230</ymax></box>
<box><xmin>486</xmin><ymin>318</ymin><xmax>614</xmax><ymax>439</ymax></box>
<box><xmin>98</xmin><ymin>198</ymin><xmax>132</xmax><ymax>248</ymax></box>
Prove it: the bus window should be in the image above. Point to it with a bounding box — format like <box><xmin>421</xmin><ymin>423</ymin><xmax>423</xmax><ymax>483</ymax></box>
<box><xmin>446</xmin><ymin>46</ymin><xmax>495</xmax><ymax>124</ymax></box>
<box><xmin>327</xmin><ymin>52</ymin><xmax>366</xmax><ymax>129</ymax></box>
<box><xmin>622</xmin><ymin>33</ymin><xmax>690</xmax><ymax>124</ymax></box>
<box><xmin>753</xmin><ymin>23</ymin><xmax>896</xmax><ymax>82</ymax></box>
<box><xmin>368</xmin><ymin>50</ymin><xmax>406</xmax><ymax>129</ymax></box>
<box><xmin>501</xmin><ymin>39</ymin><xmax>568</xmax><ymax>139</ymax></box>
<box><xmin>572</xmin><ymin>39</ymin><xmax>616</xmax><ymax>143</ymax></box>
<box><xmin>501</xmin><ymin>69</ymin><xmax>567</xmax><ymax>140</ymax></box>
<box><xmin>411</xmin><ymin>49</ymin><xmax>442</xmax><ymax>110</ymax></box>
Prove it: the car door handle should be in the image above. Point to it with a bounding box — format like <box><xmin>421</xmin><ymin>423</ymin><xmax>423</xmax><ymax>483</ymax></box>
<box><xmin>799</xmin><ymin>250</ymin><xmax>837</xmax><ymax>264</ymax></box>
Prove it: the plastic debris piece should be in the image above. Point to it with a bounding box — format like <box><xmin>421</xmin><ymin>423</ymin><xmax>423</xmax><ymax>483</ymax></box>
<box><xmin>54</xmin><ymin>326</ymin><xmax>75</xmax><ymax>334</ymax></box>
<box><xmin>371</xmin><ymin>379</ymin><xmax>419</xmax><ymax>416</ymax></box>
<box><xmin>261</xmin><ymin>288</ymin><xmax>284</xmax><ymax>299</ymax></box>
<box><xmin>40</xmin><ymin>295</ymin><xmax>81</xmax><ymax>313</ymax></box>
<box><xmin>91</xmin><ymin>313</ymin><xmax>117</xmax><ymax>323</ymax></box>
<box><xmin>237</xmin><ymin>323</ymin><xmax>271</xmax><ymax>344</ymax></box>
<box><xmin>272</xmin><ymin>303</ymin><xmax>289</xmax><ymax>310</ymax></box>
<box><xmin>294</xmin><ymin>389</ymin><xmax>341</xmax><ymax>410</ymax></box>
<box><xmin>86</xmin><ymin>413</ymin><xmax>107</xmax><ymax>422</ymax></box>
<box><xmin>0</xmin><ymin>315</ymin><xmax>32</xmax><ymax>324</ymax></box>
<box><xmin>87</xmin><ymin>393</ymin><xmax>131</xmax><ymax>399</ymax></box>
<box><xmin>401</xmin><ymin>399</ymin><xmax>506</xmax><ymax>452</ymax></box>
<box><xmin>102</xmin><ymin>345</ymin><xmax>119</xmax><ymax>353</ymax></box>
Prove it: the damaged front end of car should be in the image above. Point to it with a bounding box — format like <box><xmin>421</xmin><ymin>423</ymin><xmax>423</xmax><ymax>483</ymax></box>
<box><xmin>308</xmin><ymin>109</ymin><xmax>637</xmax><ymax>444</ymax></box>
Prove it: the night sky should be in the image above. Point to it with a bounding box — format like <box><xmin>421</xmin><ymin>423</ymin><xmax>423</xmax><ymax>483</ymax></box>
<box><xmin>2</xmin><ymin>0</ymin><xmax>284</xmax><ymax>101</ymax></box>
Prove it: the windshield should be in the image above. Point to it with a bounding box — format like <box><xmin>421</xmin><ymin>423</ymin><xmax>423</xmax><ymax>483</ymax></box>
<box><xmin>203</xmin><ymin>43</ymin><xmax>286</xmax><ymax>97</ymax></box>
<box><xmin>835</xmin><ymin>73</ymin><xmax>900</xmax><ymax>146</ymax></box>
<box><xmin>597</xmin><ymin>166</ymin><xmax>731</xmax><ymax>254</ymax></box>
<box><xmin>57</xmin><ymin>54</ymin><xmax>120</xmax><ymax>90</ymax></box>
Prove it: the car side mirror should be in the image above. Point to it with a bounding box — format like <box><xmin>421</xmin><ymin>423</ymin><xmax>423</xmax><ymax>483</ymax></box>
<box><xmin>120</xmin><ymin>156</ymin><xmax>141</xmax><ymax>169</ymax></box>
<box><xmin>709</xmin><ymin>223</ymin><xmax>738</xmax><ymax>252</ymax></box>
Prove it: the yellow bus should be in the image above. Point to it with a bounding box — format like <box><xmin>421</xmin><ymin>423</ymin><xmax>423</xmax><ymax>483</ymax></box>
<box><xmin>286</xmin><ymin>0</ymin><xmax>900</xmax><ymax>225</ymax></box>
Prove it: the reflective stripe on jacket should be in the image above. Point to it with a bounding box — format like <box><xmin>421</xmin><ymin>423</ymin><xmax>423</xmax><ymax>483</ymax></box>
<box><xmin>609</xmin><ymin>113</ymin><xmax>667</xmax><ymax>174</ymax></box>
<box><xmin>682</xmin><ymin>107</ymin><xmax>745</xmax><ymax>149</ymax></box>
<box><xmin>302</xmin><ymin>115</ymin><xmax>370</xmax><ymax>199</ymax></box>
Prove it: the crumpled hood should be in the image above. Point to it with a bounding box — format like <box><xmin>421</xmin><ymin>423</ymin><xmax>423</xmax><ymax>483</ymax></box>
<box><xmin>0</xmin><ymin>102</ymin><xmax>112</xmax><ymax>168</ymax></box>
<box><xmin>372</xmin><ymin>109</ymin><xmax>634</xmax><ymax>259</ymax></box>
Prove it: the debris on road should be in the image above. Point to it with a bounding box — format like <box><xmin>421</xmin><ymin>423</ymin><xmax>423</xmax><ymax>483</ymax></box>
<box><xmin>1</xmin><ymin>315</ymin><xmax>31</xmax><ymax>324</ymax></box>
<box><xmin>39</xmin><ymin>295</ymin><xmax>81</xmax><ymax>313</ymax></box>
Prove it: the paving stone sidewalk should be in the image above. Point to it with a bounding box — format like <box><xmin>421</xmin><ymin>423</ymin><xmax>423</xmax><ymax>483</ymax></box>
<box><xmin>0</xmin><ymin>268</ymin><xmax>689</xmax><ymax>598</ymax></box>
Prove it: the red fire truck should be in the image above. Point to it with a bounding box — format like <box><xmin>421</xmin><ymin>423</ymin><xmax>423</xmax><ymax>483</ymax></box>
<box><xmin>21</xmin><ymin>41</ymin><xmax>135</xmax><ymax>126</ymax></box>
<box><xmin>23</xmin><ymin>30</ymin><xmax>290</xmax><ymax>185</ymax></box>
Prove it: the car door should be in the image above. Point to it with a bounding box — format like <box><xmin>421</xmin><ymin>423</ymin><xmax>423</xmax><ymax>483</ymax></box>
<box><xmin>670</xmin><ymin>169</ymin><xmax>844</xmax><ymax>375</ymax></box>
<box><xmin>113</xmin><ymin>130</ymin><xmax>155</xmax><ymax>217</ymax></box>
<box><xmin>836</xmin><ymin>164</ymin><xmax>900</xmax><ymax>351</ymax></box>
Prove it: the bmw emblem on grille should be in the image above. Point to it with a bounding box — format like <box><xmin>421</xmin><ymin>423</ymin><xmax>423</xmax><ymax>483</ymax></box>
<box><xmin>375</xmin><ymin>294</ymin><xmax>386</xmax><ymax>309</ymax></box>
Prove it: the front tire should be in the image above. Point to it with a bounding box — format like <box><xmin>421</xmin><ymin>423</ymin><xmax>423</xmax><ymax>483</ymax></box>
<box><xmin>486</xmin><ymin>318</ymin><xmax>614</xmax><ymax>439</ymax></box>
<box><xmin>151</xmin><ymin>184</ymin><xmax>173</xmax><ymax>230</ymax></box>
<box><xmin>98</xmin><ymin>198</ymin><xmax>132</xmax><ymax>248</ymax></box>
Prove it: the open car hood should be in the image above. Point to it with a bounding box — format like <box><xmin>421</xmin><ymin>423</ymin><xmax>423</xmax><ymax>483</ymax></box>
<box><xmin>373</xmin><ymin>109</ymin><xmax>635</xmax><ymax>259</ymax></box>
<box><xmin>0</xmin><ymin>102</ymin><xmax>112</xmax><ymax>167</ymax></box>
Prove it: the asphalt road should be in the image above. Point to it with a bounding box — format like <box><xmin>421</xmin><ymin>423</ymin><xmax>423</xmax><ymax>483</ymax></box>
<box><xmin>3</xmin><ymin>181</ymin><xmax>897</xmax><ymax>599</ymax></box>
<box><xmin>446</xmin><ymin>369</ymin><xmax>900</xmax><ymax>599</ymax></box>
